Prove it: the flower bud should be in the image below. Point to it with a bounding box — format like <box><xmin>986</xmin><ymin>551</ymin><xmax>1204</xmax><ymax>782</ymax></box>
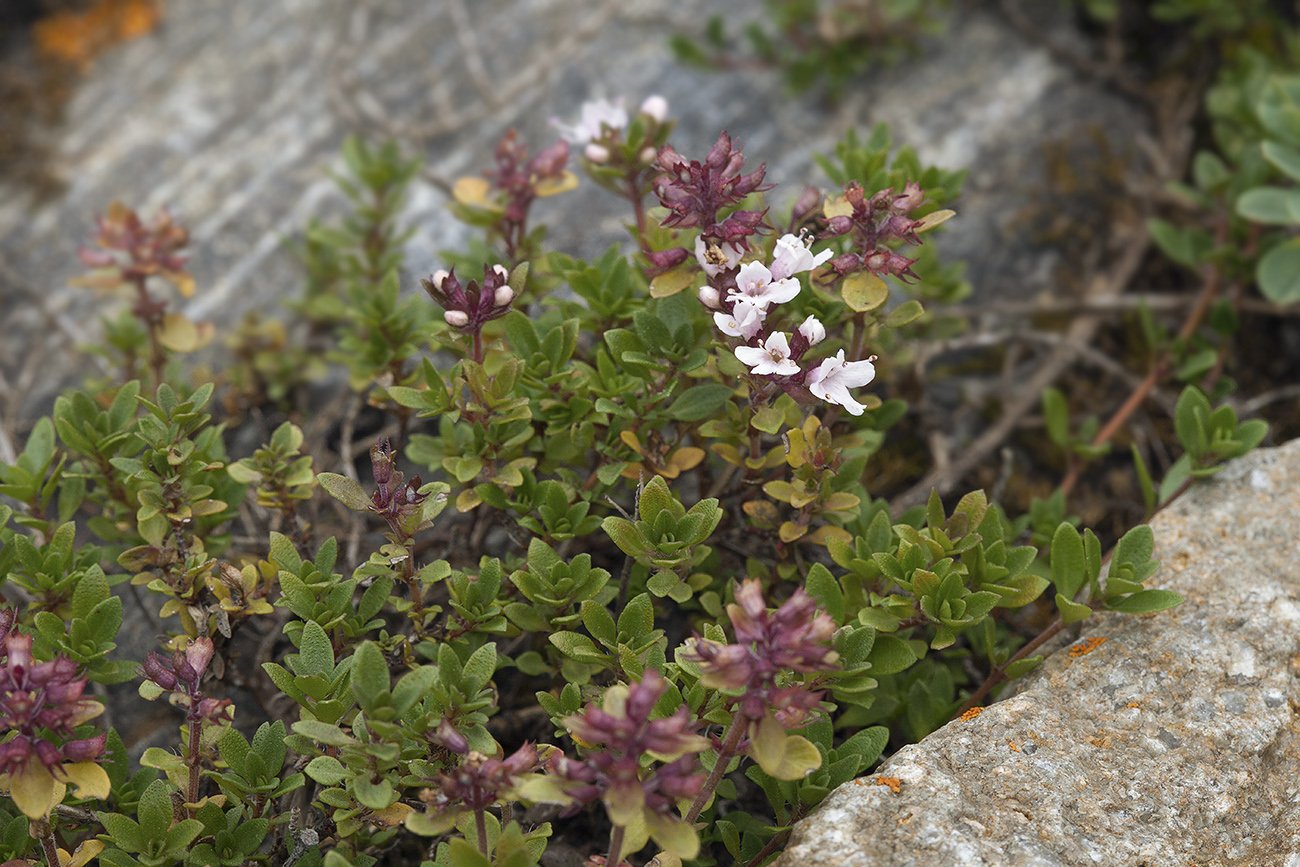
<box><xmin>185</xmin><ymin>637</ymin><xmax>214</xmax><ymax>681</ymax></box>
<box><xmin>430</xmin><ymin>270</ymin><xmax>450</xmax><ymax>291</ymax></box>
<box><xmin>444</xmin><ymin>310</ymin><xmax>470</xmax><ymax>327</ymax></box>
<box><xmin>61</xmin><ymin>732</ymin><xmax>107</xmax><ymax>762</ymax></box>
<box><xmin>639</xmin><ymin>94</ymin><xmax>668</xmax><ymax>123</ymax></box>
<box><xmin>698</xmin><ymin>285</ymin><xmax>721</xmax><ymax>309</ymax></box>
<box><xmin>799</xmin><ymin>315</ymin><xmax>825</xmax><ymax>345</ymax></box>
<box><xmin>494</xmin><ymin>285</ymin><xmax>514</xmax><ymax>307</ymax></box>
<box><xmin>584</xmin><ymin>143</ymin><xmax>610</xmax><ymax>163</ymax></box>
<box><xmin>140</xmin><ymin>653</ymin><xmax>178</xmax><ymax>691</ymax></box>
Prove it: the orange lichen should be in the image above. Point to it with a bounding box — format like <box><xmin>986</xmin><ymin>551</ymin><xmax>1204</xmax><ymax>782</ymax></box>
<box><xmin>1126</xmin><ymin>701</ymin><xmax>1139</xmax><ymax>708</ymax></box>
<box><xmin>875</xmin><ymin>776</ymin><xmax>901</xmax><ymax>794</ymax></box>
<box><xmin>958</xmin><ymin>706</ymin><xmax>983</xmax><ymax>722</ymax></box>
<box><xmin>1007</xmin><ymin>740</ymin><xmax>1020</xmax><ymax>752</ymax></box>
<box><xmin>1068</xmin><ymin>636</ymin><xmax>1107</xmax><ymax>658</ymax></box>
<box><xmin>34</xmin><ymin>0</ymin><xmax>161</xmax><ymax>71</ymax></box>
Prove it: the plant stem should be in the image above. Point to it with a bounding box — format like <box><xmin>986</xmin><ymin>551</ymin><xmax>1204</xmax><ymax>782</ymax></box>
<box><xmin>37</xmin><ymin>820</ymin><xmax>61</xmax><ymax>867</ymax></box>
<box><xmin>605</xmin><ymin>823</ymin><xmax>625</xmax><ymax>867</ymax></box>
<box><xmin>685</xmin><ymin>715</ymin><xmax>748</xmax><ymax>823</ymax></box>
<box><xmin>186</xmin><ymin>706</ymin><xmax>203</xmax><ymax>818</ymax></box>
<box><xmin>475</xmin><ymin>808</ymin><xmax>489</xmax><ymax>857</ymax></box>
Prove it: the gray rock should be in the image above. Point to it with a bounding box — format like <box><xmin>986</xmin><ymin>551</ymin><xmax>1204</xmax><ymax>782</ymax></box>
<box><xmin>0</xmin><ymin>0</ymin><xmax>1146</xmax><ymax>424</ymax></box>
<box><xmin>779</xmin><ymin>438</ymin><xmax>1300</xmax><ymax>867</ymax></box>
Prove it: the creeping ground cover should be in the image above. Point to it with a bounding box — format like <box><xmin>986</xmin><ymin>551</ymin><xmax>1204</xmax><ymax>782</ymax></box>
<box><xmin>2</xmin><ymin>3</ymin><xmax>1298</xmax><ymax>861</ymax></box>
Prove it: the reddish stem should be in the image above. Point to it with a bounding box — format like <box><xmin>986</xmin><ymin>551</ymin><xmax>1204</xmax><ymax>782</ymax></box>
<box><xmin>685</xmin><ymin>715</ymin><xmax>748</xmax><ymax>823</ymax></box>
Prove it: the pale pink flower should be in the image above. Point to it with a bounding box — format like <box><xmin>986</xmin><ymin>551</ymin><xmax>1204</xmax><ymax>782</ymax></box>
<box><xmin>695</xmin><ymin>236</ymin><xmax>745</xmax><ymax>277</ymax></box>
<box><xmin>729</xmin><ymin>261</ymin><xmax>800</xmax><ymax>311</ymax></box>
<box><xmin>714</xmin><ymin>301</ymin><xmax>764</xmax><ymax>339</ymax></box>
<box><xmin>807</xmin><ymin>351</ymin><xmax>877</xmax><ymax>415</ymax></box>
<box><xmin>735</xmin><ymin>333</ymin><xmax>800</xmax><ymax>377</ymax></box>
<box><xmin>553</xmin><ymin>98</ymin><xmax>628</xmax><ymax>145</ymax></box>
<box><xmin>639</xmin><ymin>94</ymin><xmax>669</xmax><ymax>123</ymax></box>
<box><xmin>769</xmin><ymin>232</ymin><xmax>834</xmax><ymax>281</ymax></box>
<box><xmin>797</xmin><ymin>315</ymin><xmax>825</xmax><ymax>347</ymax></box>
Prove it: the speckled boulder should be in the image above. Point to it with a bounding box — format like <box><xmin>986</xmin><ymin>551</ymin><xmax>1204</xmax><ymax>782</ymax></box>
<box><xmin>779</xmin><ymin>438</ymin><xmax>1300</xmax><ymax>867</ymax></box>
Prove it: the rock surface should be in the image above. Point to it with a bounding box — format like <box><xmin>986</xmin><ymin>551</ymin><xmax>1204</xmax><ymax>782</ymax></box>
<box><xmin>0</xmin><ymin>0</ymin><xmax>1148</xmax><ymax>427</ymax></box>
<box><xmin>779</xmin><ymin>438</ymin><xmax>1300</xmax><ymax>867</ymax></box>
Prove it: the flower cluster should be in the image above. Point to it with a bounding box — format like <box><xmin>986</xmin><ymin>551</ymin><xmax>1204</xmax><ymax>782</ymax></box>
<box><xmin>819</xmin><ymin>180</ymin><xmax>928</xmax><ymax>282</ymax></box>
<box><xmin>365</xmin><ymin>436</ymin><xmax>431</xmax><ymax>540</ymax></box>
<box><xmin>553</xmin><ymin>671</ymin><xmax>707</xmax><ymax>855</ymax></box>
<box><xmin>76</xmin><ymin>200</ymin><xmax>193</xmax><ymax>295</ymax></box>
<box><xmin>0</xmin><ymin>608</ymin><xmax>110</xmax><ymax>819</ymax></box>
<box><xmin>418</xmin><ymin>722</ymin><xmax>539</xmax><ymax>817</ymax></box>
<box><xmin>554</xmin><ymin>95</ymin><xmax>670</xmax><ymax>166</ymax></box>
<box><xmin>686</xmin><ymin>579</ymin><xmax>839</xmax><ymax>728</ymax></box>
<box><xmin>421</xmin><ymin>264</ymin><xmax>515</xmax><ymax>332</ymax></box>
<box><xmin>652</xmin><ymin>131</ymin><xmax>770</xmax><ymax>245</ymax></box>
<box><xmin>449</xmin><ymin>128</ymin><xmax>574</xmax><ymax>263</ymax></box>
<box><xmin>648</xmin><ymin>135</ymin><xmax>882</xmax><ymax>415</ymax></box>
<box><xmin>138</xmin><ymin>636</ymin><xmax>233</xmax><ymax>726</ymax></box>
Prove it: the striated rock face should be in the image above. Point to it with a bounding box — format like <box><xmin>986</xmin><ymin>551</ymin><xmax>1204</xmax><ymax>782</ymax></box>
<box><xmin>779</xmin><ymin>438</ymin><xmax>1300</xmax><ymax>867</ymax></box>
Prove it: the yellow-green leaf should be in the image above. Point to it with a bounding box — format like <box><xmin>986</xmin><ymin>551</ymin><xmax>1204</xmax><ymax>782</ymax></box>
<box><xmin>535</xmin><ymin>171</ymin><xmax>579</xmax><ymax>197</ymax></box>
<box><xmin>157</xmin><ymin>313</ymin><xmax>202</xmax><ymax>352</ymax></box>
<box><xmin>914</xmin><ymin>209</ymin><xmax>956</xmax><ymax>233</ymax></box>
<box><xmin>650</xmin><ymin>265</ymin><xmax>697</xmax><ymax>299</ymax></box>
<box><xmin>62</xmin><ymin>761</ymin><xmax>111</xmax><ymax>800</ymax></box>
<box><xmin>842</xmin><ymin>272</ymin><xmax>889</xmax><ymax>312</ymax></box>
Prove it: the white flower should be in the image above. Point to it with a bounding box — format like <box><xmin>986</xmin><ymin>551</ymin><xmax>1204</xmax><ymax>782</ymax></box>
<box><xmin>798</xmin><ymin>315</ymin><xmax>826</xmax><ymax>346</ymax></box>
<box><xmin>553</xmin><ymin>98</ymin><xmax>628</xmax><ymax>145</ymax></box>
<box><xmin>735</xmin><ymin>333</ymin><xmax>801</xmax><ymax>377</ymax></box>
<box><xmin>639</xmin><ymin>94</ymin><xmax>669</xmax><ymax>123</ymax></box>
<box><xmin>729</xmin><ymin>261</ymin><xmax>800</xmax><ymax>311</ymax></box>
<box><xmin>714</xmin><ymin>301</ymin><xmax>764</xmax><ymax>339</ymax></box>
<box><xmin>695</xmin><ymin>236</ymin><xmax>744</xmax><ymax>277</ymax></box>
<box><xmin>807</xmin><ymin>351</ymin><xmax>877</xmax><ymax>415</ymax></box>
<box><xmin>770</xmin><ymin>232</ymin><xmax>834</xmax><ymax>281</ymax></box>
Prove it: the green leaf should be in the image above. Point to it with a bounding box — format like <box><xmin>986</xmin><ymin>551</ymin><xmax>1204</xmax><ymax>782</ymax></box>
<box><xmin>1050</xmin><ymin>522</ymin><xmax>1085</xmax><ymax>601</ymax></box>
<box><xmin>667</xmin><ymin>383</ymin><xmax>735</xmax><ymax>421</ymax></box>
<box><xmin>293</xmin><ymin>720</ymin><xmax>357</xmax><ymax>747</ymax></box>
<box><xmin>617</xmin><ymin>593</ymin><xmax>654</xmax><ymax>638</ymax></box>
<box><xmin>548</xmin><ymin>632</ymin><xmax>608</xmax><ymax>665</ymax></box>
<box><xmin>1055</xmin><ymin>593</ymin><xmax>1092</xmax><ymax>624</ymax></box>
<box><xmin>883</xmin><ymin>299</ymin><xmax>924</xmax><ymax>326</ymax></box>
<box><xmin>580</xmin><ymin>600</ymin><xmax>617</xmax><ymax>649</ymax></box>
<box><xmin>804</xmin><ymin>563</ymin><xmax>844</xmax><ymax>625</ymax></box>
<box><xmin>1004</xmin><ymin>655</ymin><xmax>1044</xmax><ymax>679</ymax></box>
<box><xmin>317</xmin><ymin>473</ymin><xmax>372</xmax><ymax>511</ymax></box>
<box><xmin>350</xmin><ymin>641</ymin><xmax>390</xmax><ymax>710</ymax></box>
<box><xmin>864</xmin><ymin>634</ymin><xmax>917</xmax><ymax>676</ymax></box>
<box><xmin>305</xmin><ymin>756</ymin><xmax>348</xmax><ymax>785</ymax></box>
<box><xmin>1042</xmin><ymin>387</ymin><xmax>1069</xmax><ymax>447</ymax></box>
<box><xmin>298</xmin><ymin>620</ymin><xmax>335</xmax><ymax>679</ymax></box>
<box><xmin>1147</xmin><ymin>217</ymin><xmax>1202</xmax><ymax>268</ymax></box>
<box><xmin>1263</xmin><ymin>140</ymin><xmax>1300</xmax><ymax>182</ymax></box>
<box><xmin>1105</xmin><ymin>589</ymin><xmax>1182</xmax><ymax>613</ymax></box>
<box><xmin>1236</xmin><ymin>186</ymin><xmax>1300</xmax><ymax>225</ymax></box>
<box><xmin>1258</xmin><ymin>239</ymin><xmax>1300</xmax><ymax>304</ymax></box>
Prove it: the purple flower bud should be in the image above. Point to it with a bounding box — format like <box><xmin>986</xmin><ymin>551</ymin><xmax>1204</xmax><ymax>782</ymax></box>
<box><xmin>140</xmin><ymin>652</ymin><xmax>178</xmax><ymax>690</ymax></box>
<box><xmin>433</xmin><ymin>719</ymin><xmax>470</xmax><ymax>755</ymax></box>
<box><xmin>528</xmin><ymin>140</ymin><xmax>571</xmax><ymax>177</ymax></box>
<box><xmin>60</xmin><ymin>732</ymin><xmax>108</xmax><ymax>762</ymax></box>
